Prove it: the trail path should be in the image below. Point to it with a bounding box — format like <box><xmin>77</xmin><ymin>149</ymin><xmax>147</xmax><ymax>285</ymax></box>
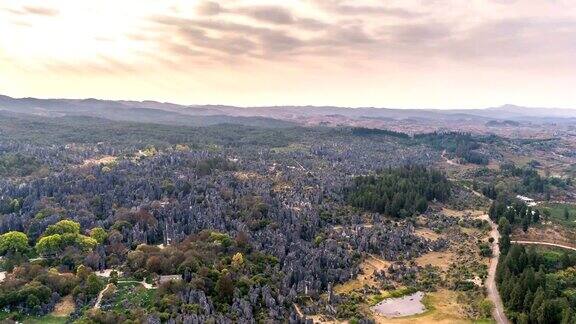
<box><xmin>512</xmin><ymin>240</ymin><xmax>576</xmax><ymax>251</ymax></box>
<box><xmin>441</xmin><ymin>150</ymin><xmax>459</xmax><ymax>166</ymax></box>
<box><xmin>117</xmin><ymin>279</ymin><xmax>155</xmax><ymax>289</ymax></box>
<box><xmin>93</xmin><ymin>283</ymin><xmax>113</xmax><ymax>310</ymax></box>
<box><xmin>293</xmin><ymin>303</ymin><xmax>304</xmax><ymax>318</ymax></box>
<box><xmin>481</xmin><ymin>214</ymin><xmax>510</xmax><ymax>324</ymax></box>
<box><xmin>93</xmin><ymin>280</ymin><xmax>155</xmax><ymax>310</ymax></box>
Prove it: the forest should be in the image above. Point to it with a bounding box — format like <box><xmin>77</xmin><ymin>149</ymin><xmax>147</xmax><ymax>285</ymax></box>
<box><xmin>489</xmin><ymin>198</ymin><xmax>540</xmax><ymax>233</ymax></box>
<box><xmin>346</xmin><ymin>165</ymin><xmax>451</xmax><ymax>218</ymax></box>
<box><xmin>496</xmin><ymin>245</ymin><xmax>576</xmax><ymax>323</ymax></box>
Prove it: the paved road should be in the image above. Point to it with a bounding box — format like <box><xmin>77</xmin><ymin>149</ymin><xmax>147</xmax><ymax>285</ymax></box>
<box><xmin>512</xmin><ymin>240</ymin><xmax>576</xmax><ymax>251</ymax></box>
<box><xmin>481</xmin><ymin>214</ymin><xmax>510</xmax><ymax>324</ymax></box>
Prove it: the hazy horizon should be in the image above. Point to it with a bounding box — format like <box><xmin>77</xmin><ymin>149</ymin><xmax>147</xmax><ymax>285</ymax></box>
<box><xmin>4</xmin><ymin>92</ymin><xmax>576</xmax><ymax>111</ymax></box>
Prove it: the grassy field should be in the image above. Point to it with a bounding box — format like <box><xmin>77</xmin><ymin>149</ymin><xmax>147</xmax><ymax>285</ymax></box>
<box><xmin>109</xmin><ymin>281</ymin><xmax>156</xmax><ymax>311</ymax></box>
<box><xmin>270</xmin><ymin>143</ymin><xmax>309</xmax><ymax>153</ymax></box>
<box><xmin>538</xmin><ymin>203</ymin><xmax>576</xmax><ymax>227</ymax></box>
<box><xmin>23</xmin><ymin>315</ymin><xmax>68</xmax><ymax>324</ymax></box>
<box><xmin>532</xmin><ymin>245</ymin><xmax>576</xmax><ymax>260</ymax></box>
<box><xmin>0</xmin><ymin>312</ymin><xmax>68</xmax><ymax>323</ymax></box>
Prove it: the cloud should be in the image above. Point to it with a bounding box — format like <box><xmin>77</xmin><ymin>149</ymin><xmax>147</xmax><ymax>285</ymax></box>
<box><xmin>235</xmin><ymin>6</ymin><xmax>294</xmax><ymax>25</ymax></box>
<box><xmin>297</xmin><ymin>18</ymin><xmax>328</xmax><ymax>31</ymax></box>
<box><xmin>259</xmin><ymin>31</ymin><xmax>304</xmax><ymax>53</ymax></box>
<box><xmin>311</xmin><ymin>0</ymin><xmax>421</xmax><ymax>19</ymax></box>
<box><xmin>390</xmin><ymin>23</ymin><xmax>453</xmax><ymax>44</ymax></box>
<box><xmin>178</xmin><ymin>26</ymin><xmax>258</xmax><ymax>56</ymax></box>
<box><xmin>8</xmin><ymin>6</ymin><xmax>59</xmax><ymax>16</ymax></box>
<box><xmin>152</xmin><ymin>16</ymin><xmax>301</xmax><ymax>58</ymax></box>
<box><xmin>37</xmin><ymin>0</ymin><xmax>576</xmax><ymax>75</ymax></box>
<box><xmin>422</xmin><ymin>18</ymin><xmax>576</xmax><ymax>63</ymax></box>
<box><xmin>40</xmin><ymin>55</ymin><xmax>136</xmax><ymax>75</ymax></box>
<box><xmin>196</xmin><ymin>1</ymin><xmax>222</xmax><ymax>16</ymax></box>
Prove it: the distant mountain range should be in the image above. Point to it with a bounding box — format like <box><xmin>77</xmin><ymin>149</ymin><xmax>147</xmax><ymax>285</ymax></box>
<box><xmin>1</xmin><ymin>94</ymin><xmax>574</xmax><ymax>128</ymax></box>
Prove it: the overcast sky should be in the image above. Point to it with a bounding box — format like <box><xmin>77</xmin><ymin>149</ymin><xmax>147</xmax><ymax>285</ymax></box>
<box><xmin>1</xmin><ymin>0</ymin><xmax>576</xmax><ymax>108</ymax></box>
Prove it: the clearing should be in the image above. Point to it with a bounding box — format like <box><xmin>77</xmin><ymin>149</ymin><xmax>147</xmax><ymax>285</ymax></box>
<box><xmin>51</xmin><ymin>295</ymin><xmax>75</xmax><ymax>317</ymax></box>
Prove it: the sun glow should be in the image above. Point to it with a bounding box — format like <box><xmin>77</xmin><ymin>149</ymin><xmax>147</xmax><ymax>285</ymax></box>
<box><xmin>1</xmin><ymin>0</ymin><xmax>576</xmax><ymax>108</ymax></box>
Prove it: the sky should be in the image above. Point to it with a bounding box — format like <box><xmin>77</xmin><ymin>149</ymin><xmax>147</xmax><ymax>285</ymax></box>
<box><xmin>1</xmin><ymin>0</ymin><xmax>576</xmax><ymax>109</ymax></box>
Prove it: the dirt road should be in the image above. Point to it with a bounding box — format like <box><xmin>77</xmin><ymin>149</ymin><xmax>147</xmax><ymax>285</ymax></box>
<box><xmin>512</xmin><ymin>240</ymin><xmax>576</xmax><ymax>251</ymax></box>
<box><xmin>94</xmin><ymin>283</ymin><xmax>113</xmax><ymax>310</ymax></box>
<box><xmin>441</xmin><ymin>150</ymin><xmax>459</xmax><ymax>166</ymax></box>
<box><xmin>481</xmin><ymin>214</ymin><xmax>510</xmax><ymax>324</ymax></box>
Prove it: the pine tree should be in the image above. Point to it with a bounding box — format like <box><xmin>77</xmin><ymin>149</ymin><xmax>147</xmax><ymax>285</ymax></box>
<box><xmin>530</xmin><ymin>287</ymin><xmax>545</xmax><ymax>323</ymax></box>
<box><xmin>522</xmin><ymin>289</ymin><xmax>533</xmax><ymax>313</ymax></box>
<box><xmin>509</xmin><ymin>282</ymin><xmax>523</xmax><ymax>311</ymax></box>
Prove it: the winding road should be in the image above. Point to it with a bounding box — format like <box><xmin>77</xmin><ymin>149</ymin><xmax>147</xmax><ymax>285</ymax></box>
<box><xmin>482</xmin><ymin>215</ymin><xmax>510</xmax><ymax>324</ymax></box>
<box><xmin>480</xmin><ymin>230</ymin><xmax>576</xmax><ymax>324</ymax></box>
<box><xmin>445</xmin><ymin>156</ymin><xmax>574</xmax><ymax>324</ymax></box>
<box><xmin>93</xmin><ymin>283</ymin><xmax>113</xmax><ymax>310</ymax></box>
<box><xmin>511</xmin><ymin>240</ymin><xmax>576</xmax><ymax>252</ymax></box>
<box><xmin>446</xmin><ymin>159</ymin><xmax>508</xmax><ymax>324</ymax></box>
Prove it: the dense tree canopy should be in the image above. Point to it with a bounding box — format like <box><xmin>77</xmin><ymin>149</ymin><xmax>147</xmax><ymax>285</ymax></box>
<box><xmin>497</xmin><ymin>245</ymin><xmax>576</xmax><ymax>323</ymax></box>
<box><xmin>44</xmin><ymin>220</ymin><xmax>81</xmax><ymax>236</ymax></box>
<box><xmin>35</xmin><ymin>220</ymin><xmax>97</xmax><ymax>257</ymax></box>
<box><xmin>347</xmin><ymin>165</ymin><xmax>451</xmax><ymax>218</ymax></box>
<box><xmin>0</xmin><ymin>231</ymin><xmax>29</xmax><ymax>255</ymax></box>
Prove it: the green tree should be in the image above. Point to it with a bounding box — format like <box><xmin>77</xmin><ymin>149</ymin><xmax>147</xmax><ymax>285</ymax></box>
<box><xmin>532</xmin><ymin>209</ymin><xmax>541</xmax><ymax>223</ymax></box>
<box><xmin>76</xmin><ymin>264</ymin><xmax>90</xmax><ymax>280</ymax></box>
<box><xmin>85</xmin><ymin>273</ymin><xmax>104</xmax><ymax>297</ymax></box>
<box><xmin>562</xmin><ymin>307</ymin><xmax>573</xmax><ymax>324</ymax></box>
<box><xmin>35</xmin><ymin>234</ymin><xmax>63</xmax><ymax>256</ymax></box>
<box><xmin>542</xmin><ymin>209</ymin><xmax>551</xmax><ymax>222</ymax></box>
<box><xmin>75</xmin><ymin>235</ymin><xmax>98</xmax><ymax>251</ymax></box>
<box><xmin>89</xmin><ymin>227</ymin><xmax>108</xmax><ymax>244</ymax></box>
<box><xmin>509</xmin><ymin>282</ymin><xmax>523</xmax><ymax>311</ymax></box>
<box><xmin>9</xmin><ymin>199</ymin><xmax>20</xmax><ymax>212</ymax></box>
<box><xmin>516</xmin><ymin>313</ymin><xmax>529</xmax><ymax>324</ymax></box>
<box><xmin>231</xmin><ymin>252</ymin><xmax>244</xmax><ymax>269</ymax></box>
<box><xmin>530</xmin><ymin>287</ymin><xmax>545</xmax><ymax>323</ymax></box>
<box><xmin>0</xmin><ymin>231</ymin><xmax>29</xmax><ymax>255</ymax></box>
<box><xmin>44</xmin><ymin>219</ymin><xmax>81</xmax><ymax>236</ymax></box>
<box><xmin>109</xmin><ymin>270</ymin><xmax>119</xmax><ymax>285</ymax></box>
<box><xmin>216</xmin><ymin>270</ymin><xmax>234</xmax><ymax>303</ymax></box>
<box><xmin>478</xmin><ymin>299</ymin><xmax>493</xmax><ymax>318</ymax></box>
<box><xmin>523</xmin><ymin>289</ymin><xmax>533</xmax><ymax>312</ymax></box>
<box><xmin>498</xmin><ymin>217</ymin><xmax>511</xmax><ymax>235</ymax></box>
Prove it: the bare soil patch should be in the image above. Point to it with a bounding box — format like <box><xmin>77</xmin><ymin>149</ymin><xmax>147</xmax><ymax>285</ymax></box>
<box><xmin>415</xmin><ymin>251</ymin><xmax>454</xmax><ymax>271</ymax></box>
<box><xmin>233</xmin><ymin>171</ymin><xmax>262</xmax><ymax>181</ymax></box>
<box><xmin>334</xmin><ymin>254</ymin><xmax>391</xmax><ymax>294</ymax></box>
<box><xmin>415</xmin><ymin>228</ymin><xmax>441</xmax><ymax>240</ymax></box>
<box><xmin>512</xmin><ymin>225</ymin><xmax>576</xmax><ymax>249</ymax></box>
<box><xmin>51</xmin><ymin>295</ymin><xmax>75</xmax><ymax>317</ymax></box>
<box><xmin>81</xmin><ymin>156</ymin><xmax>116</xmax><ymax>167</ymax></box>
